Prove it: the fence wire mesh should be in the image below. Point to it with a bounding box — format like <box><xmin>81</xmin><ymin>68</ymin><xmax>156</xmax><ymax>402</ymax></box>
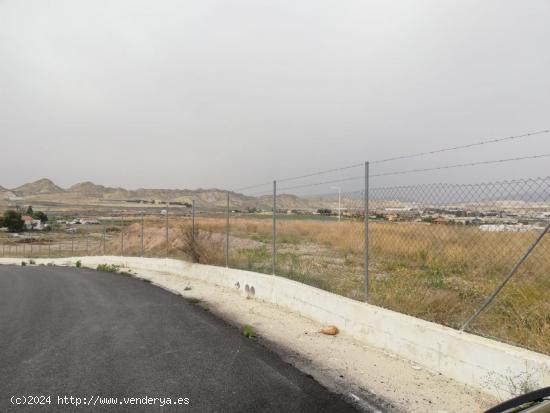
<box><xmin>1</xmin><ymin>175</ymin><xmax>549</xmax><ymax>354</ymax></box>
<box><xmin>367</xmin><ymin>178</ymin><xmax>550</xmax><ymax>347</ymax></box>
<box><xmin>274</xmin><ymin>190</ymin><xmax>366</xmax><ymax>300</ymax></box>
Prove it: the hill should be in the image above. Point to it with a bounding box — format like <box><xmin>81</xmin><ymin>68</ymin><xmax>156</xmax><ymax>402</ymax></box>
<box><xmin>13</xmin><ymin>179</ymin><xmax>65</xmax><ymax>196</ymax></box>
<box><xmin>1</xmin><ymin>179</ymin><xmax>339</xmax><ymax>210</ymax></box>
<box><xmin>0</xmin><ymin>186</ymin><xmax>16</xmax><ymax>201</ymax></box>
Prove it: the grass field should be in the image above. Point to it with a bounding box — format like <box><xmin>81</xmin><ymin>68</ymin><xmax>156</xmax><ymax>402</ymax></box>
<box><xmin>168</xmin><ymin>217</ymin><xmax>550</xmax><ymax>354</ymax></box>
<box><xmin>2</xmin><ymin>216</ymin><xmax>549</xmax><ymax>354</ymax></box>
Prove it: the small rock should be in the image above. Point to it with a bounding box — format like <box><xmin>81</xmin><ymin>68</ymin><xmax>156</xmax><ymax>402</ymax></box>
<box><xmin>319</xmin><ymin>325</ymin><xmax>339</xmax><ymax>335</ymax></box>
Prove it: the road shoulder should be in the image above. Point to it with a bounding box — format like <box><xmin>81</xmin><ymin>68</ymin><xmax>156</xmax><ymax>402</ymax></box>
<box><xmin>121</xmin><ymin>265</ymin><xmax>497</xmax><ymax>413</ymax></box>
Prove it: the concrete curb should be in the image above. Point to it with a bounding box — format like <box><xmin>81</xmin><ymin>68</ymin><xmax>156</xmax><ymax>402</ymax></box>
<box><xmin>2</xmin><ymin>256</ymin><xmax>549</xmax><ymax>399</ymax></box>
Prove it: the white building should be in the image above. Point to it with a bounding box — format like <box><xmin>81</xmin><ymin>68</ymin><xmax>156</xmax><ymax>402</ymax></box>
<box><xmin>22</xmin><ymin>215</ymin><xmax>44</xmax><ymax>230</ymax></box>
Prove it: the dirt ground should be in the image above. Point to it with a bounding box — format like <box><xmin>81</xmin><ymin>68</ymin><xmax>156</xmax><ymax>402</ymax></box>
<box><xmin>122</xmin><ymin>265</ymin><xmax>498</xmax><ymax>413</ymax></box>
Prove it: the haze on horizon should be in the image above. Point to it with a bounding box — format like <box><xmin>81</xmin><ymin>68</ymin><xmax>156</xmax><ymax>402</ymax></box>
<box><xmin>1</xmin><ymin>0</ymin><xmax>549</xmax><ymax>194</ymax></box>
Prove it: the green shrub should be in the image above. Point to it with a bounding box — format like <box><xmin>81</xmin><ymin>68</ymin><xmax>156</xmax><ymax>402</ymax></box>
<box><xmin>242</xmin><ymin>325</ymin><xmax>256</xmax><ymax>339</ymax></box>
<box><xmin>3</xmin><ymin>210</ymin><xmax>24</xmax><ymax>232</ymax></box>
<box><xmin>75</xmin><ymin>260</ymin><xmax>82</xmax><ymax>268</ymax></box>
<box><xmin>96</xmin><ymin>263</ymin><xmax>119</xmax><ymax>273</ymax></box>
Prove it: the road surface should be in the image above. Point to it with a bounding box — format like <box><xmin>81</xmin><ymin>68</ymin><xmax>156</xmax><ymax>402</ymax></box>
<box><xmin>0</xmin><ymin>265</ymin><xmax>359</xmax><ymax>412</ymax></box>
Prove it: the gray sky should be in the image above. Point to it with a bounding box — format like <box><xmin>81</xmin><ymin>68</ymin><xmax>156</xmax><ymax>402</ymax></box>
<box><xmin>1</xmin><ymin>0</ymin><xmax>549</xmax><ymax>193</ymax></box>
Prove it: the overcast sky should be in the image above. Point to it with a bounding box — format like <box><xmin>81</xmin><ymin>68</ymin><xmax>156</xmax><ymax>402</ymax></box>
<box><xmin>1</xmin><ymin>0</ymin><xmax>549</xmax><ymax>193</ymax></box>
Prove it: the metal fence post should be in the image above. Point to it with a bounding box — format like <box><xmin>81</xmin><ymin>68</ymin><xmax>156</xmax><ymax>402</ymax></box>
<box><xmin>272</xmin><ymin>180</ymin><xmax>277</xmax><ymax>275</ymax></box>
<box><xmin>192</xmin><ymin>200</ymin><xmax>195</xmax><ymax>241</ymax></box>
<box><xmin>165</xmin><ymin>206</ymin><xmax>169</xmax><ymax>258</ymax></box>
<box><xmin>121</xmin><ymin>213</ymin><xmax>124</xmax><ymax>256</ymax></box>
<box><xmin>364</xmin><ymin>161</ymin><xmax>369</xmax><ymax>299</ymax></box>
<box><xmin>461</xmin><ymin>220</ymin><xmax>550</xmax><ymax>331</ymax></box>
<box><xmin>141</xmin><ymin>211</ymin><xmax>144</xmax><ymax>257</ymax></box>
<box><xmin>225</xmin><ymin>192</ymin><xmax>229</xmax><ymax>267</ymax></box>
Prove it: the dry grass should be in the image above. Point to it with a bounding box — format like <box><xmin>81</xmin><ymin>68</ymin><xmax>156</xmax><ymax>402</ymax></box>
<box><xmin>159</xmin><ymin>217</ymin><xmax>550</xmax><ymax>353</ymax></box>
<box><xmin>2</xmin><ymin>216</ymin><xmax>549</xmax><ymax>353</ymax></box>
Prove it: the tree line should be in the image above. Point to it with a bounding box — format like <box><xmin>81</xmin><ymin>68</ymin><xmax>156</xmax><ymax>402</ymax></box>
<box><xmin>0</xmin><ymin>206</ymin><xmax>49</xmax><ymax>232</ymax></box>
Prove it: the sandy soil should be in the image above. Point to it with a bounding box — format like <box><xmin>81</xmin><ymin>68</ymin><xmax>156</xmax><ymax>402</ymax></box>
<box><xmin>121</xmin><ymin>266</ymin><xmax>497</xmax><ymax>413</ymax></box>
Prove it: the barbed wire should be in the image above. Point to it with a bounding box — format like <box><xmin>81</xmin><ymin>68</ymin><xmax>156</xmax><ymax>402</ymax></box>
<box><xmin>277</xmin><ymin>163</ymin><xmax>363</xmax><ymax>183</ymax></box>
<box><xmin>274</xmin><ymin>154</ymin><xmax>550</xmax><ymax>194</ymax></box>
<box><xmin>372</xmin><ymin>153</ymin><xmax>550</xmax><ymax>178</ymax></box>
<box><xmin>278</xmin><ymin>176</ymin><xmax>363</xmax><ymax>192</ymax></box>
<box><xmin>232</xmin><ymin>129</ymin><xmax>548</xmax><ymax>194</ymax></box>
<box><xmin>234</xmin><ymin>163</ymin><xmax>364</xmax><ymax>193</ymax></box>
<box><xmin>371</xmin><ymin>129</ymin><xmax>549</xmax><ymax>164</ymax></box>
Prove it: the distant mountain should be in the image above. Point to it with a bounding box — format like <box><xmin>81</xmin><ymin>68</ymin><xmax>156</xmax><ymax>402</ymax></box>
<box><xmin>68</xmin><ymin>182</ymin><xmax>125</xmax><ymax>197</ymax></box>
<box><xmin>2</xmin><ymin>178</ymin><xmax>339</xmax><ymax>210</ymax></box>
<box><xmin>65</xmin><ymin>183</ymin><xmax>285</xmax><ymax>208</ymax></box>
<box><xmin>13</xmin><ymin>179</ymin><xmax>65</xmax><ymax>196</ymax></box>
<box><xmin>0</xmin><ymin>186</ymin><xmax>15</xmax><ymax>200</ymax></box>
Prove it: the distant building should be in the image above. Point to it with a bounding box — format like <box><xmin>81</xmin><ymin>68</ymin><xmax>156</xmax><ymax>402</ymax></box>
<box><xmin>22</xmin><ymin>215</ymin><xmax>43</xmax><ymax>230</ymax></box>
<box><xmin>81</xmin><ymin>219</ymin><xmax>100</xmax><ymax>225</ymax></box>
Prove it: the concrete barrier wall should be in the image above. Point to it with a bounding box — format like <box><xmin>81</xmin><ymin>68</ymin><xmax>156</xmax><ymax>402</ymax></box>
<box><xmin>2</xmin><ymin>256</ymin><xmax>549</xmax><ymax>398</ymax></box>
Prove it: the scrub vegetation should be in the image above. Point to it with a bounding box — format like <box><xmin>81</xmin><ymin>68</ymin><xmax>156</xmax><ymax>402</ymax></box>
<box><xmin>3</xmin><ymin>215</ymin><xmax>549</xmax><ymax>354</ymax></box>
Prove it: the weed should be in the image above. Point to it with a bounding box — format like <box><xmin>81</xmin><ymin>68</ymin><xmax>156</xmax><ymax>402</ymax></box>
<box><xmin>96</xmin><ymin>263</ymin><xmax>120</xmax><ymax>273</ymax></box>
<box><xmin>482</xmin><ymin>368</ymin><xmax>543</xmax><ymax>399</ymax></box>
<box><xmin>75</xmin><ymin>260</ymin><xmax>81</xmax><ymax>268</ymax></box>
<box><xmin>21</xmin><ymin>261</ymin><xmax>27</xmax><ymax>266</ymax></box>
<box><xmin>242</xmin><ymin>325</ymin><xmax>256</xmax><ymax>339</ymax></box>
<box><xmin>177</xmin><ymin>224</ymin><xmax>224</xmax><ymax>265</ymax></box>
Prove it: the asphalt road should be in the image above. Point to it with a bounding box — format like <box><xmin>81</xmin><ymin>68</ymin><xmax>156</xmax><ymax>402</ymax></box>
<box><xmin>0</xmin><ymin>265</ymin><xmax>359</xmax><ymax>412</ymax></box>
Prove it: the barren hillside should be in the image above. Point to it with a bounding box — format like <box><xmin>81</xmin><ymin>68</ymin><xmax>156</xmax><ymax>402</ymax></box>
<box><xmin>1</xmin><ymin>178</ymin><xmax>335</xmax><ymax>210</ymax></box>
<box><xmin>13</xmin><ymin>179</ymin><xmax>65</xmax><ymax>196</ymax></box>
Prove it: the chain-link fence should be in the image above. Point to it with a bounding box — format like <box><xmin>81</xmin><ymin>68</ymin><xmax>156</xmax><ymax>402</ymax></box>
<box><xmin>367</xmin><ymin>177</ymin><xmax>550</xmax><ymax>354</ymax></box>
<box><xmin>1</xmin><ymin>173</ymin><xmax>549</xmax><ymax>354</ymax></box>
